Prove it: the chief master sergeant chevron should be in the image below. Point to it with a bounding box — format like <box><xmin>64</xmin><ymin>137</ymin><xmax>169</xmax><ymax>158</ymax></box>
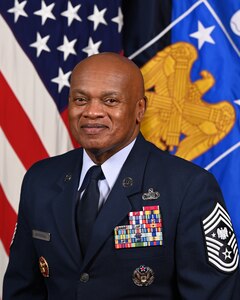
<box><xmin>3</xmin><ymin>52</ymin><xmax>240</xmax><ymax>299</ymax></box>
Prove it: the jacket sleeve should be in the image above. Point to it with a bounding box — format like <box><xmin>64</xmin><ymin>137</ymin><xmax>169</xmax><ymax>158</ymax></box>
<box><xmin>176</xmin><ymin>170</ymin><xmax>240</xmax><ymax>299</ymax></box>
<box><xmin>3</xmin><ymin>171</ymin><xmax>47</xmax><ymax>300</ymax></box>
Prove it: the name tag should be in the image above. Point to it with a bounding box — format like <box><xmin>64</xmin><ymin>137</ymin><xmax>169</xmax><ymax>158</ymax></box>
<box><xmin>32</xmin><ymin>230</ymin><xmax>51</xmax><ymax>241</ymax></box>
<box><xmin>114</xmin><ymin>206</ymin><xmax>163</xmax><ymax>249</ymax></box>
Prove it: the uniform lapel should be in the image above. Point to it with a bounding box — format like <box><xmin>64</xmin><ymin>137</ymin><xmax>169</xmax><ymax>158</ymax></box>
<box><xmin>81</xmin><ymin>134</ymin><xmax>151</xmax><ymax>270</ymax></box>
<box><xmin>51</xmin><ymin>149</ymin><xmax>83</xmax><ymax>265</ymax></box>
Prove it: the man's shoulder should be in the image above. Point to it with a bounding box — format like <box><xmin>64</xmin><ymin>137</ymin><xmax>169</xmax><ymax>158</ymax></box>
<box><xmin>27</xmin><ymin>148</ymin><xmax>82</xmax><ymax>176</ymax></box>
<box><xmin>135</xmin><ymin>133</ymin><xmax>208</xmax><ymax>175</ymax></box>
<box><xmin>145</xmin><ymin>138</ymin><xmax>210</xmax><ymax>178</ymax></box>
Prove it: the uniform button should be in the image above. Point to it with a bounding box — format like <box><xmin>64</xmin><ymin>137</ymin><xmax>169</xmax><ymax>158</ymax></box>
<box><xmin>80</xmin><ymin>273</ymin><xmax>89</xmax><ymax>283</ymax></box>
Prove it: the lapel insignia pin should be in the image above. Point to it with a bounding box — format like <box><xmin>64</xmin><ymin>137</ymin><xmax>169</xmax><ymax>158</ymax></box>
<box><xmin>64</xmin><ymin>173</ymin><xmax>72</xmax><ymax>182</ymax></box>
<box><xmin>39</xmin><ymin>256</ymin><xmax>49</xmax><ymax>278</ymax></box>
<box><xmin>132</xmin><ymin>265</ymin><xmax>154</xmax><ymax>286</ymax></box>
<box><xmin>202</xmin><ymin>202</ymin><xmax>239</xmax><ymax>273</ymax></box>
<box><xmin>122</xmin><ymin>177</ymin><xmax>133</xmax><ymax>188</ymax></box>
<box><xmin>142</xmin><ymin>188</ymin><xmax>160</xmax><ymax>200</ymax></box>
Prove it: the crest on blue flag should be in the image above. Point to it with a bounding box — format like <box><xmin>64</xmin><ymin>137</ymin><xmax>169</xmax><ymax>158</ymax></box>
<box><xmin>128</xmin><ymin>0</ymin><xmax>240</xmax><ymax>246</ymax></box>
<box><xmin>171</xmin><ymin>0</ymin><xmax>240</xmax><ymax>246</ymax></box>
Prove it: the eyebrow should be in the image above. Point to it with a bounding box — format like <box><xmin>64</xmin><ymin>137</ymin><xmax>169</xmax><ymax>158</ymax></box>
<box><xmin>71</xmin><ymin>89</ymin><xmax>120</xmax><ymax>97</ymax></box>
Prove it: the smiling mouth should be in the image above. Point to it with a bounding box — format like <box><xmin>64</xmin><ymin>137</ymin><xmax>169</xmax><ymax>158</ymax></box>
<box><xmin>81</xmin><ymin>124</ymin><xmax>108</xmax><ymax>134</ymax></box>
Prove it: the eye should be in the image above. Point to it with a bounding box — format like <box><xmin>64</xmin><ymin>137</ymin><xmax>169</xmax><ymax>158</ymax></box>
<box><xmin>74</xmin><ymin>97</ymin><xmax>88</xmax><ymax>106</ymax></box>
<box><xmin>104</xmin><ymin>98</ymin><xmax>119</xmax><ymax>106</ymax></box>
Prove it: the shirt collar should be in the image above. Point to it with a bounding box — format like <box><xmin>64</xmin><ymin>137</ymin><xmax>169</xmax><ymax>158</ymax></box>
<box><xmin>78</xmin><ymin>139</ymin><xmax>136</xmax><ymax>190</ymax></box>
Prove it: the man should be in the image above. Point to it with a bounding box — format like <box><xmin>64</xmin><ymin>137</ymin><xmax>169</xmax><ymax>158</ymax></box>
<box><xmin>3</xmin><ymin>53</ymin><xmax>240</xmax><ymax>299</ymax></box>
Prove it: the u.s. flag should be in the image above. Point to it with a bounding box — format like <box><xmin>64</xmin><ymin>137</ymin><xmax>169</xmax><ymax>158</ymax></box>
<box><xmin>0</xmin><ymin>0</ymin><xmax>122</xmax><ymax>294</ymax></box>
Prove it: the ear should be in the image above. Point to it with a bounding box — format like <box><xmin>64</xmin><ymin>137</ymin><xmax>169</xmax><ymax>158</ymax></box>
<box><xmin>136</xmin><ymin>96</ymin><xmax>147</xmax><ymax>123</ymax></box>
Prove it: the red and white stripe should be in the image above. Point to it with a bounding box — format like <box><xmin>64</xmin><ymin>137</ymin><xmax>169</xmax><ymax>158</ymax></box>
<box><xmin>0</xmin><ymin>15</ymin><xmax>74</xmax><ymax>296</ymax></box>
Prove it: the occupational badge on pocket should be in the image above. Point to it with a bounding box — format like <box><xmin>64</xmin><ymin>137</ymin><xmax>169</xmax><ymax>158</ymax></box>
<box><xmin>132</xmin><ymin>265</ymin><xmax>154</xmax><ymax>286</ymax></box>
<box><xmin>142</xmin><ymin>188</ymin><xmax>160</xmax><ymax>200</ymax></box>
<box><xmin>202</xmin><ymin>202</ymin><xmax>239</xmax><ymax>273</ymax></box>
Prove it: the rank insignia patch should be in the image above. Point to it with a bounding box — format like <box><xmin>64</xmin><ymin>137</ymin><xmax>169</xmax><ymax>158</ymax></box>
<box><xmin>132</xmin><ymin>265</ymin><xmax>154</xmax><ymax>286</ymax></box>
<box><xmin>202</xmin><ymin>203</ymin><xmax>239</xmax><ymax>273</ymax></box>
<box><xmin>114</xmin><ymin>206</ymin><xmax>163</xmax><ymax>249</ymax></box>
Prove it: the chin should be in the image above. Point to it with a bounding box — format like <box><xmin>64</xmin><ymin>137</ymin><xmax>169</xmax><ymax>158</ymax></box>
<box><xmin>83</xmin><ymin>143</ymin><xmax>103</xmax><ymax>153</ymax></box>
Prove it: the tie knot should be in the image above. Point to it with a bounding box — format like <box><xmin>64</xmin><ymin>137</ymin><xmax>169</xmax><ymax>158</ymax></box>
<box><xmin>89</xmin><ymin>165</ymin><xmax>104</xmax><ymax>181</ymax></box>
<box><xmin>80</xmin><ymin>165</ymin><xmax>104</xmax><ymax>193</ymax></box>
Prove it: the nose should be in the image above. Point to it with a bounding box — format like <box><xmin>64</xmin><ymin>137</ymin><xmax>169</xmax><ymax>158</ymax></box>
<box><xmin>82</xmin><ymin>99</ymin><xmax>105</xmax><ymax>119</ymax></box>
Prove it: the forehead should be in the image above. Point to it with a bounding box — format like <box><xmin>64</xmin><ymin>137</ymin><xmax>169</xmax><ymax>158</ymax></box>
<box><xmin>71</xmin><ymin>62</ymin><xmax>131</xmax><ymax>93</ymax></box>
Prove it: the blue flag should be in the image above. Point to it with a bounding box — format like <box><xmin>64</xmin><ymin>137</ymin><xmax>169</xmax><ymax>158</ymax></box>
<box><xmin>124</xmin><ymin>0</ymin><xmax>240</xmax><ymax>246</ymax></box>
<box><xmin>171</xmin><ymin>0</ymin><xmax>240</xmax><ymax>244</ymax></box>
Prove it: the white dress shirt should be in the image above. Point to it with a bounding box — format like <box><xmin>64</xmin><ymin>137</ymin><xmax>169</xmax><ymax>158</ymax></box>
<box><xmin>78</xmin><ymin>139</ymin><xmax>136</xmax><ymax>209</ymax></box>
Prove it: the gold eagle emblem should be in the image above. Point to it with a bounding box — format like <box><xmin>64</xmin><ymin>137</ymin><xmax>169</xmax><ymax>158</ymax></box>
<box><xmin>140</xmin><ymin>42</ymin><xmax>235</xmax><ymax>161</ymax></box>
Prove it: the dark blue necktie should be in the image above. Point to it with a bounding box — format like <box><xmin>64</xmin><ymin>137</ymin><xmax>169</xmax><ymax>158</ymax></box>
<box><xmin>77</xmin><ymin>165</ymin><xmax>104</xmax><ymax>256</ymax></box>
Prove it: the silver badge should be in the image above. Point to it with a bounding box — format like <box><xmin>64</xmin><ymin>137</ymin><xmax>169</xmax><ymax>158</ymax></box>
<box><xmin>132</xmin><ymin>265</ymin><xmax>154</xmax><ymax>286</ymax></box>
<box><xmin>142</xmin><ymin>188</ymin><xmax>160</xmax><ymax>200</ymax></box>
<box><xmin>202</xmin><ymin>202</ymin><xmax>239</xmax><ymax>273</ymax></box>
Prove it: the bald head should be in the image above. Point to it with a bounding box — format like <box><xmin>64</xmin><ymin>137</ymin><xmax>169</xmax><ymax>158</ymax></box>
<box><xmin>68</xmin><ymin>52</ymin><xmax>146</xmax><ymax>164</ymax></box>
<box><xmin>71</xmin><ymin>52</ymin><xmax>145</xmax><ymax>98</ymax></box>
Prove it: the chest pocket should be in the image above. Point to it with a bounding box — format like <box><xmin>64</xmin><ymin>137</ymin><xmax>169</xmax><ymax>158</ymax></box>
<box><xmin>114</xmin><ymin>242</ymin><xmax>167</xmax><ymax>260</ymax></box>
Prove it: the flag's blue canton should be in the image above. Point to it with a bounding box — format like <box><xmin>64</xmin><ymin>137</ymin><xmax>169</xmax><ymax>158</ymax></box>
<box><xmin>172</xmin><ymin>0</ymin><xmax>240</xmax><ymax>244</ymax></box>
<box><xmin>1</xmin><ymin>0</ymin><xmax>122</xmax><ymax>113</ymax></box>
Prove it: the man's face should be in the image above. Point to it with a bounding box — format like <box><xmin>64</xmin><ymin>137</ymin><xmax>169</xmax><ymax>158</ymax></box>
<box><xmin>68</xmin><ymin>59</ymin><xmax>145</xmax><ymax>163</ymax></box>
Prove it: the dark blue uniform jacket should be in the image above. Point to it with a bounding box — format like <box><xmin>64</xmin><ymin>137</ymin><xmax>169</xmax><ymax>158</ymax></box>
<box><xmin>3</xmin><ymin>133</ymin><xmax>240</xmax><ymax>299</ymax></box>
